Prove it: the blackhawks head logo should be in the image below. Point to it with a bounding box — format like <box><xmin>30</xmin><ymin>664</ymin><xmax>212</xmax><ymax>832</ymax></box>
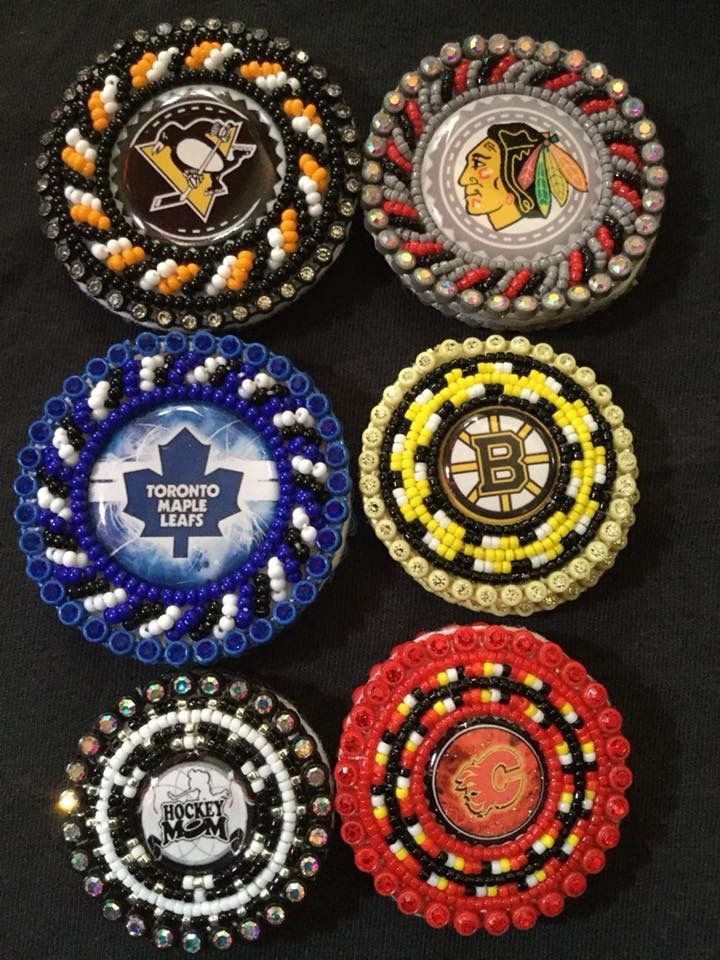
<box><xmin>458</xmin><ymin>121</ymin><xmax>588</xmax><ymax>231</ymax></box>
<box><xmin>136</xmin><ymin>113</ymin><xmax>257</xmax><ymax>223</ymax></box>
<box><xmin>454</xmin><ymin>744</ymin><xmax>526</xmax><ymax>818</ymax></box>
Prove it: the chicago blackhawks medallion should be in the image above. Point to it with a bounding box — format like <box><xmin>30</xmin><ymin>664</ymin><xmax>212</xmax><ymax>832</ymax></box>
<box><xmin>58</xmin><ymin>673</ymin><xmax>334</xmax><ymax>948</ymax></box>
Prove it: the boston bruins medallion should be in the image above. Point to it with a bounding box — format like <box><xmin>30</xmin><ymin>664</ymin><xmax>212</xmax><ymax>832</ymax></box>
<box><xmin>58</xmin><ymin>673</ymin><xmax>333</xmax><ymax>949</ymax></box>
<box><xmin>361</xmin><ymin>33</ymin><xmax>665</xmax><ymax>330</ymax></box>
<box><xmin>359</xmin><ymin>336</ymin><xmax>638</xmax><ymax>615</ymax></box>
<box><xmin>36</xmin><ymin>17</ymin><xmax>358</xmax><ymax>329</ymax></box>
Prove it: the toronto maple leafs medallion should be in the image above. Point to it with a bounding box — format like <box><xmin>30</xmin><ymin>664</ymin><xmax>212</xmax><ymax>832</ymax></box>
<box><xmin>15</xmin><ymin>331</ymin><xmax>351</xmax><ymax>663</ymax></box>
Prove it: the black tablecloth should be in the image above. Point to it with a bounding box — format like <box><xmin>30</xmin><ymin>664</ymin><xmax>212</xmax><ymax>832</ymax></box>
<box><xmin>2</xmin><ymin>2</ymin><xmax>718</xmax><ymax>958</ymax></box>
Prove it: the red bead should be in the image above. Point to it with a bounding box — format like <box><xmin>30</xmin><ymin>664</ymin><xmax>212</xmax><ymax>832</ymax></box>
<box><xmin>386</xmin><ymin>142</ymin><xmax>412</xmax><ymax>174</ymax></box>
<box><xmin>606</xmin><ymin>735</ymin><xmax>631</xmax><ymax>761</ymax></box>
<box><xmin>456</xmin><ymin>267</ymin><xmax>491</xmax><ymax>291</ymax></box>
<box><xmin>382</xmin><ymin>200</ymin><xmax>419</xmax><ymax>220</ymax></box>
<box><xmin>488</xmin><ymin>54</ymin><xmax>517</xmax><ymax>84</ymax></box>
<box><xmin>582</xmin><ymin>681</ymin><xmax>608</xmax><ymax>708</ymax></box>
<box><xmin>583</xmin><ymin>847</ymin><xmax>606</xmax><ymax>873</ymax></box>
<box><xmin>511</xmin><ymin>628</ymin><xmax>536</xmax><ymax>654</ymax></box>
<box><xmin>512</xmin><ymin>904</ymin><xmax>538</xmax><ymax>930</ymax></box>
<box><xmin>568</xmin><ymin>249</ymin><xmax>584</xmax><ymax>284</ymax></box>
<box><xmin>367</xmin><ymin>679</ymin><xmax>390</xmax><ymax>704</ymax></box>
<box><xmin>334</xmin><ymin>792</ymin><xmax>356</xmax><ymax>816</ymax></box>
<box><xmin>484</xmin><ymin>909</ymin><xmax>511</xmax><ymax>936</ymax></box>
<box><xmin>543</xmin><ymin>72</ymin><xmax>576</xmax><ymax>91</ymax></box>
<box><xmin>335</xmin><ymin>763</ymin><xmax>357</xmax><ymax>787</ymax></box>
<box><xmin>405</xmin><ymin>99</ymin><xmax>423</xmax><ymax>138</ymax></box>
<box><xmin>612</xmin><ymin>180</ymin><xmax>641</xmax><ymax>210</ymax></box>
<box><xmin>598</xmin><ymin>707</ymin><xmax>623</xmax><ymax>733</ymax></box>
<box><xmin>606</xmin><ymin>793</ymin><xmax>630</xmax><ymax>821</ymax></box>
<box><xmin>562</xmin><ymin>871</ymin><xmax>587</xmax><ymax>897</ymax></box>
<box><xmin>609</xmin><ymin>142</ymin><xmax>642</xmax><ymax>169</ymax></box>
<box><xmin>453</xmin><ymin>909</ymin><xmax>480</xmax><ymax>936</ymax></box>
<box><xmin>424</xmin><ymin>903</ymin><xmax>449</xmax><ymax>928</ymax></box>
<box><xmin>340</xmin><ymin>820</ymin><xmax>364</xmax><ymax>845</ymax></box>
<box><xmin>595</xmin><ymin>225</ymin><xmax>614</xmax><ymax>259</ymax></box>
<box><xmin>538</xmin><ymin>891</ymin><xmax>565</xmax><ymax>917</ymax></box>
<box><xmin>608</xmin><ymin>765</ymin><xmax>633</xmax><ymax>791</ymax></box>
<box><xmin>355</xmin><ymin>846</ymin><xmax>379</xmax><ymax>872</ymax></box>
<box><xmin>505</xmin><ymin>268</ymin><xmax>532</xmax><ymax>300</ymax></box>
<box><xmin>597</xmin><ymin>824</ymin><xmax>621</xmax><ymax>849</ymax></box>
<box><xmin>428</xmin><ymin>632</ymin><xmax>450</xmax><ymax>656</ymax></box>
<box><xmin>581</xmin><ymin>98</ymin><xmax>615</xmax><ymax>114</ymax></box>
<box><xmin>374</xmin><ymin>871</ymin><xmax>397</xmax><ymax>896</ymax></box>
<box><xmin>538</xmin><ymin>641</ymin><xmax>564</xmax><ymax>669</ymax></box>
<box><xmin>396</xmin><ymin>889</ymin><xmax>421</xmax><ymax>915</ymax></box>
<box><xmin>453</xmin><ymin>59</ymin><xmax>470</xmax><ymax>94</ymax></box>
<box><xmin>402</xmin><ymin>241</ymin><xmax>444</xmax><ymax>257</ymax></box>
<box><xmin>562</xmin><ymin>661</ymin><xmax>586</xmax><ymax>686</ymax></box>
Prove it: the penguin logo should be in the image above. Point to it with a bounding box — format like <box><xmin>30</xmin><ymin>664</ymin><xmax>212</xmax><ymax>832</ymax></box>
<box><xmin>135</xmin><ymin>114</ymin><xmax>257</xmax><ymax>223</ymax></box>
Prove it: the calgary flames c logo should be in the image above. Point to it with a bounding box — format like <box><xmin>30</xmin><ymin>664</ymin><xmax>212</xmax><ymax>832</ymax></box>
<box><xmin>454</xmin><ymin>745</ymin><xmax>526</xmax><ymax>818</ymax></box>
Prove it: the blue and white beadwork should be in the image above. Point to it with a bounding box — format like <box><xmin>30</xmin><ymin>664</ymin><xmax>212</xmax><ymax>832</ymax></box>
<box><xmin>15</xmin><ymin>331</ymin><xmax>351</xmax><ymax>664</ymax></box>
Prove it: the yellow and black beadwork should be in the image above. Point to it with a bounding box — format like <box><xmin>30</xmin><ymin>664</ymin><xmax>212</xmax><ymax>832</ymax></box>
<box><xmin>360</xmin><ymin>336</ymin><xmax>638</xmax><ymax>615</ymax></box>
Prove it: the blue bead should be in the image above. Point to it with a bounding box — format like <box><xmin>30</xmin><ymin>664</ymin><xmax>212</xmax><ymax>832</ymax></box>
<box><xmin>192</xmin><ymin>332</ymin><xmax>216</xmax><ymax>355</ymax></box>
<box><xmin>107</xmin><ymin>343</ymin><xmax>131</xmax><ymax>366</ymax></box>
<box><xmin>164</xmin><ymin>332</ymin><xmax>187</xmax><ymax>354</ymax></box>
<box><xmin>317</xmin><ymin>527</ymin><xmax>341</xmax><ymax>553</ymax></box>
<box><xmin>62</xmin><ymin>376</ymin><xmax>86</xmax><ymax>399</ymax></box>
<box><xmin>267</xmin><ymin>355</ymin><xmax>291</xmax><ymax>379</ymax></box>
<box><xmin>326</xmin><ymin>442</ymin><xmax>348</xmax><ymax>468</ymax></box>
<box><xmin>14</xmin><ymin>502</ymin><xmax>37</xmax><ymax>525</ymax></box>
<box><xmin>244</xmin><ymin>343</ymin><xmax>268</xmax><ymax>365</ymax></box>
<box><xmin>193</xmin><ymin>638</ymin><xmax>218</xmax><ymax>664</ymax></box>
<box><xmin>318</xmin><ymin>416</ymin><xmax>341</xmax><ymax>441</ymax></box>
<box><xmin>164</xmin><ymin>641</ymin><xmax>190</xmax><ymax>666</ymax></box>
<box><xmin>136</xmin><ymin>638</ymin><xmax>162</xmax><ymax>664</ymax></box>
<box><xmin>135</xmin><ymin>332</ymin><xmax>159</xmax><ymax>355</ymax></box>
<box><xmin>307</xmin><ymin>392</ymin><xmax>329</xmax><ymax>417</ymax></box>
<box><xmin>17</xmin><ymin>446</ymin><xmax>42</xmax><ymax>470</ymax></box>
<box><xmin>327</xmin><ymin>470</ymin><xmax>351</xmax><ymax>495</ymax></box>
<box><xmin>28</xmin><ymin>420</ymin><xmax>52</xmax><ymax>444</ymax></box>
<box><xmin>292</xmin><ymin>580</ymin><xmax>317</xmax><ymax>605</ymax></box>
<box><xmin>273</xmin><ymin>602</ymin><xmax>296</xmax><ymax>626</ymax></box>
<box><xmin>249</xmin><ymin>619</ymin><xmax>273</xmax><ymax>645</ymax></box>
<box><xmin>288</xmin><ymin>373</ymin><xmax>311</xmax><ymax>396</ymax></box>
<box><xmin>324</xmin><ymin>498</ymin><xmax>349</xmax><ymax>523</ymax></box>
<box><xmin>307</xmin><ymin>555</ymin><xmax>331</xmax><ymax>580</ymax></box>
<box><xmin>108</xmin><ymin>630</ymin><xmax>134</xmax><ymax>656</ymax></box>
<box><xmin>223</xmin><ymin>631</ymin><xmax>248</xmax><ymax>656</ymax></box>
<box><xmin>40</xmin><ymin>579</ymin><xmax>65</xmax><ymax>605</ymax></box>
<box><xmin>26</xmin><ymin>557</ymin><xmax>51</xmax><ymax>582</ymax></box>
<box><xmin>58</xmin><ymin>601</ymin><xmax>85</xmax><ymax>626</ymax></box>
<box><xmin>44</xmin><ymin>396</ymin><xmax>67</xmax><ymax>419</ymax></box>
<box><xmin>14</xmin><ymin>474</ymin><xmax>37</xmax><ymax>498</ymax></box>
<box><xmin>85</xmin><ymin>357</ymin><xmax>108</xmax><ymax>380</ymax></box>
<box><xmin>19</xmin><ymin>530</ymin><xmax>43</xmax><ymax>556</ymax></box>
<box><xmin>219</xmin><ymin>335</ymin><xmax>242</xmax><ymax>358</ymax></box>
<box><xmin>83</xmin><ymin>618</ymin><xmax>109</xmax><ymax>644</ymax></box>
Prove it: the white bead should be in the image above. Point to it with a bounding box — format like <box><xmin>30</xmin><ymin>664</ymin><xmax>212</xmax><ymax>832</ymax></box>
<box><xmin>292</xmin><ymin>115</ymin><xmax>311</xmax><ymax>133</ymax></box>
<box><xmin>104</xmin><ymin>101</ymin><xmax>118</xmax><ymax>115</ymax></box>
<box><xmin>301</xmin><ymin>525</ymin><xmax>317</xmax><ymax>544</ymax></box>
<box><xmin>105</xmin><ymin>74</ymin><xmax>119</xmax><ymax>84</ymax></box>
<box><xmin>119</xmin><ymin>237</ymin><xmax>131</xmax><ymax>250</ymax></box>
<box><xmin>269</xmin><ymin>577</ymin><xmax>285</xmax><ymax>592</ymax></box>
<box><xmin>267</xmin><ymin>227</ymin><xmax>283</xmax><ymax>247</ymax></box>
<box><xmin>269</xmin><ymin>248</ymin><xmax>286</xmax><ymax>264</ymax></box>
<box><xmin>75</xmin><ymin>138</ymin><xmax>90</xmax><ymax>155</ymax></box>
<box><xmin>106</xmin><ymin>239</ymin><xmax>121</xmax><ymax>255</ymax></box>
<box><xmin>91</xmin><ymin>243</ymin><xmax>108</xmax><ymax>260</ymax></box>
<box><xmin>289</xmin><ymin>77</ymin><xmax>301</xmax><ymax>91</ymax></box>
<box><xmin>115</xmin><ymin>588</ymin><xmax>127</xmax><ymax>603</ymax></box>
<box><xmin>308</xmin><ymin>204</ymin><xmax>323</xmax><ymax>218</ymax></box>
<box><xmin>148</xmin><ymin>621</ymin><xmax>163</xmax><ymax>636</ymax></box>
<box><xmin>138</xmin><ymin>624</ymin><xmax>151</xmax><ymax>639</ymax></box>
<box><xmin>62</xmin><ymin>550</ymin><xmax>77</xmax><ymax>567</ymax></box>
<box><xmin>65</xmin><ymin>128</ymin><xmax>81</xmax><ymax>146</ymax></box>
<box><xmin>85</xmin><ymin>148</ymin><xmax>97</xmax><ymax>163</ymax></box>
<box><xmin>217</xmin><ymin>264</ymin><xmax>232</xmax><ymax>279</ymax></box>
<box><xmin>221</xmin><ymin>42</ymin><xmax>235</xmax><ymax>56</ymax></box>
<box><xmin>299</xmin><ymin>175</ymin><xmax>315</xmax><ymax>193</ymax></box>
<box><xmin>307</xmin><ymin>124</ymin><xmax>324</xmax><ymax>141</ymax></box>
<box><xmin>103</xmin><ymin>592</ymin><xmax>117</xmax><ymax>608</ymax></box>
<box><xmin>211</xmin><ymin>275</ymin><xmax>226</xmax><ymax>291</ymax></box>
<box><xmin>50</xmin><ymin>497</ymin><xmax>66</xmax><ymax>514</ymax></box>
<box><xmin>312</xmin><ymin>462</ymin><xmax>328</xmax><ymax>480</ymax></box>
<box><xmin>223</xmin><ymin>254</ymin><xmax>236</xmax><ymax>267</ymax></box>
<box><xmin>276</xmin><ymin>71</ymin><xmax>287</xmax><ymax>85</ymax></box>
<box><xmin>306</xmin><ymin>191</ymin><xmax>322</xmax><ymax>205</ymax></box>
<box><xmin>219</xmin><ymin>616</ymin><xmax>235</xmax><ymax>632</ymax></box>
<box><xmin>166</xmin><ymin>605</ymin><xmax>181</xmax><ymax>620</ymax></box>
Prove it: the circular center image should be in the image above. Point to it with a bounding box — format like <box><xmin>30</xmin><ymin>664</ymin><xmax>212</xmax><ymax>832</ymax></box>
<box><xmin>418</xmin><ymin>91</ymin><xmax>604</xmax><ymax>261</ymax></box>
<box><xmin>439</xmin><ymin>406</ymin><xmax>558</xmax><ymax>524</ymax></box>
<box><xmin>139</xmin><ymin>756</ymin><xmax>251</xmax><ymax>867</ymax></box>
<box><xmin>430</xmin><ymin>721</ymin><xmax>545</xmax><ymax>843</ymax></box>
<box><xmin>88</xmin><ymin>401</ymin><xmax>280</xmax><ymax>587</ymax></box>
<box><xmin>112</xmin><ymin>84</ymin><xmax>286</xmax><ymax>245</ymax></box>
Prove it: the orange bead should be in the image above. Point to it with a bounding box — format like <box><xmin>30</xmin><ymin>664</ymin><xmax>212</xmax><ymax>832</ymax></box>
<box><xmin>98</xmin><ymin>216</ymin><xmax>111</xmax><ymax>231</ymax></box>
<box><xmin>88</xmin><ymin>209</ymin><xmax>101</xmax><ymax>228</ymax></box>
<box><xmin>61</xmin><ymin>146</ymin><xmax>72</xmax><ymax>162</ymax></box>
<box><xmin>283</xmin><ymin>231</ymin><xmax>299</xmax><ymax>244</ymax></box>
<box><xmin>132</xmin><ymin>246</ymin><xmax>144</xmax><ymax>261</ymax></box>
<box><xmin>106</xmin><ymin>254</ymin><xmax>124</xmax><ymax>271</ymax></box>
<box><xmin>94</xmin><ymin>119</ymin><xmax>108</xmax><ymax>131</ymax></box>
<box><xmin>303</xmin><ymin>104</ymin><xmax>317</xmax><ymax>119</ymax></box>
<box><xmin>188</xmin><ymin>263</ymin><xmax>200</xmax><ymax>277</ymax></box>
<box><xmin>122</xmin><ymin>247</ymin><xmax>136</xmax><ymax>264</ymax></box>
<box><xmin>226</xmin><ymin>277</ymin><xmax>241</xmax><ymax>291</ymax></box>
<box><xmin>144</xmin><ymin>51</ymin><xmax>157</xmax><ymax>63</ymax></box>
<box><xmin>130</xmin><ymin>63</ymin><xmax>142</xmax><ymax>76</ymax></box>
<box><xmin>69</xmin><ymin>205</ymin><xmax>82</xmax><ymax>221</ymax></box>
<box><xmin>82</xmin><ymin>161</ymin><xmax>95</xmax><ymax>178</ymax></box>
<box><xmin>312</xmin><ymin>169</ymin><xmax>327</xmax><ymax>185</ymax></box>
<box><xmin>177</xmin><ymin>265</ymin><xmax>191</xmax><ymax>282</ymax></box>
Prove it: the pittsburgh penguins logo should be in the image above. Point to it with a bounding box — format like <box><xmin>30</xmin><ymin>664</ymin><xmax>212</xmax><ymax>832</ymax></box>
<box><xmin>454</xmin><ymin>746</ymin><xmax>525</xmax><ymax>818</ymax></box>
<box><xmin>440</xmin><ymin>407</ymin><xmax>557</xmax><ymax>523</ymax></box>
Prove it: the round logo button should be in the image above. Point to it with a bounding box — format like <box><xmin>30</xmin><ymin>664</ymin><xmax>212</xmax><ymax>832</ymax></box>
<box><xmin>439</xmin><ymin>406</ymin><xmax>558</xmax><ymax>524</ymax></box>
<box><xmin>139</xmin><ymin>757</ymin><xmax>251</xmax><ymax>867</ymax></box>
<box><xmin>430</xmin><ymin>721</ymin><xmax>545</xmax><ymax>843</ymax></box>
<box><xmin>112</xmin><ymin>85</ymin><xmax>285</xmax><ymax>246</ymax></box>
<box><xmin>88</xmin><ymin>401</ymin><xmax>279</xmax><ymax>588</ymax></box>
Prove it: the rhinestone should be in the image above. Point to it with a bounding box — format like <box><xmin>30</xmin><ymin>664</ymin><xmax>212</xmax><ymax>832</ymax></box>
<box><xmin>487</xmin><ymin>293</ymin><xmax>510</xmax><ymax>313</ymax></box>
<box><xmin>514</xmin><ymin>294</ymin><xmax>538</xmax><ymax>315</ymax></box>
<box><xmin>311</xmin><ymin>795</ymin><xmax>331</xmax><ymax>817</ymax></box>
<box><xmin>180</xmin><ymin>17</ymin><xmax>196</xmax><ymax>30</ymax></box>
<box><xmin>308</xmin><ymin>826</ymin><xmax>329</xmax><ymax>847</ymax></box>
<box><xmin>280</xmin><ymin>282</ymin><xmax>296</xmax><ymax>297</ymax></box>
<box><xmin>181</xmin><ymin>313</ymin><xmax>198</xmax><ymax>330</ymax></box>
<box><xmin>537</xmin><ymin>40</ymin><xmax>560</xmax><ymax>64</ymax></box>
<box><xmin>71</xmin><ymin>850</ymin><xmax>89</xmax><ymax>871</ymax></box>
<box><xmin>645</xmin><ymin>165</ymin><xmax>668</xmax><ymax>188</ymax></box>
<box><xmin>254</xmin><ymin>692</ymin><xmax>274</xmax><ymax>714</ymax></box>
<box><xmin>364</xmin><ymin>134</ymin><xmax>386</xmax><ymax>158</ymax></box>
<box><xmin>145</xmin><ymin>681</ymin><xmax>165</xmax><ymax>703</ymax></box>
<box><xmin>564</xmin><ymin>49</ymin><xmax>586</xmax><ymax>71</ymax></box>
<box><xmin>84</xmin><ymin>875</ymin><xmax>104</xmax><ymax>897</ymax></box>
<box><xmin>586</xmin><ymin>62</ymin><xmax>608</xmax><ymax>85</ymax></box>
<box><xmin>299</xmin><ymin>266</ymin><xmax>315</xmax><ymax>283</ymax></box>
<box><xmin>305</xmin><ymin>765</ymin><xmax>327</xmax><ymax>787</ymax></box>
<box><xmin>459</xmin><ymin>288</ymin><xmax>483</xmax><ymax>311</ymax></box>
<box><xmin>300</xmin><ymin>855</ymin><xmax>320</xmax><ymax>877</ymax></box>
<box><xmin>97</xmin><ymin>713</ymin><xmax>118</xmax><ymax>735</ymax></box>
<box><xmin>366</xmin><ymin>208</ymin><xmax>388</xmax><ymax>231</ymax></box>
<box><xmin>239</xmin><ymin>920</ymin><xmax>261</xmax><ymax>941</ymax></box>
<box><xmin>641</xmin><ymin>141</ymin><xmax>664</xmax><ymax>163</ymax></box>
<box><xmin>361</xmin><ymin>184</ymin><xmax>383</xmax><ymax>208</ymax></box>
<box><xmin>642</xmin><ymin>189</ymin><xmax>665</xmax><ymax>213</ymax></box>
<box><xmin>211</xmin><ymin>929</ymin><xmax>233</xmax><ymax>949</ymax></box>
<box><xmin>131</xmin><ymin>303</ymin><xmax>148</xmax><ymax>320</ymax></box>
<box><xmin>70</xmin><ymin>260</ymin><xmax>85</xmax><ymax>279</ymax></box>
<box><xmin>399</xmin><ymin>72</ymin><xmax>421</xmax><ymax>96</ymax></box>
<box><xmin>66</xmin><ymin>760</ymin><xmax>86</xmax><ymax>782</ymax></box>
<box><xmin>62</xmin><ymin>822</ymin><xmax>81</xmax><ymax>843</ymax></box>
<box><xmin>255</xmin><ymin>295</ymin><xmax>272</xmax><ymax>312</ymax></box>
<box><xmin>383</xmin><ymin>89</ymin><xmax>404</xmax><ymax>113</ymax></box>
<box><xmin>608</xmin><ymin>254</ymin><xmax>632</xmax><ymax>278</ymax></box>
<box><xmin>624</xmin><ymin>234</ymin><xmax>647</xmax><ymax>258</ymax></box>
<box><xmin>412</xmin><ymin>267</ymin><xmax>435</xmax><ymax>289</ymax></box>
<box><xmin>134</xmin><ymin>28</ymin><xmax>149</xmax><ymax>42</ymax></box>
<box><xmin>200</xmin><ymin>675</ymin><xmax>220</xmax><ymax>696</ymax></box>
<box><xmin>156</xmin><ymin>310</ymin><xmax>173</xmax><ymax>326</ymax></box>
<box><xmin>376</xmin><ymin>229</ymin><xmax>400</xmax><ymax>253</ymax></box>
<box><xmin>264</xmin><ymin>904</ymin><xmax>286</xmax><ymax>926</ymax></box>
<box><xmin>621</xmin><ymin>96</ymin><xmax>644</xmax><ymax>119</ymax></box>
<box><xmin>588</xmin><ymin>273</ymin><xmax>612</xmax><ymax>296</ymax></box>
<box><xmin>126</xmin><ymin>914</ymin><xmax>146</xmax><ymax>937</ymax></box>
<box><xmin>117</xmin><ymin>697</ymin><xmax>136</xmax><ymax>718</ymax></box>
<box><xmin>393</xmin><ymin>250</ymin><xmax>415</xmax><ymax>272</ymax></box>
<box><xmin>542</xmin><ymin>291</ymin><xmax>565</xmax><ymax>311</ymax></box>
<box><xmin>79</xmin><ymin>735</ymin><xmax>100</xmax><ymax>756</ymax></box>
<box><xmin>440</xmin><ymin>42</ymin><xmax>462</xmax><ymax>66</ymax></box>
<box><xmin>284</xmin><ymin>880</ymin><xmax>305</xmax><ymax>902</ymax></box>
<box><xmin>107</xmin><ymin>291</ymin><xmax>123</xmax><ymax>310</ymax></box>
<box><xmin>463</xmin><ymin>35</ymin><xmax>486</xmax><ymax>58</ymax></box>
<box><xmin>206</xmin><ymin>312</ymin><xmax>222</xmax><ymax>328</ymax></box>
<box><xmin>344</xmin><ymin>176</ymin><xmax>360</xmax><ymax>194</ymax></box>
<box><xmin>293</xmin><ymin>737</ymin><xmax>314</xmax><ymax>760</ymax></box>
<box><xmin>341</xmin><ymin>126</ymin><xmax>357</xmax><ymax>145</ymax></box>
<box><xmin>156</xmin><ymin>22</ymin><xmax>172</xmax><ymax>35</ymax></box>
<box><xmin>228</xmin><ymin>678</ymin><xmax>249</xmax><ymax>701</ymax></box>
<box><xmin>339</xmin><ymin>199</ymin><xmax>355</xmax><ymax>217</ymax></box>
<box><xmin>182</xmin><ymin>931</ymin><xmax>202</xmax><ymax>954</ymax></box>
<box><xmin>325</xmin><ymin>83</ymin><xmax>342</xmax><ymax>98</ymax></box>
<box><xmin>231</xmin><ymin>305</ymin><xmax>249</xmax><ymax>322</ymax></box>
<box><xmin>567</xmin><ymin>283</ymin><xmax>591</xmax><ymax>304</ymax></box>
<box><xmin>274</xmin><ymin>712</ymin><xmax>296</xmax><ymax>734</ymax></box>
<box><xmin>205</xmin><ymin>17</ymin><xmax>221</xmax><ymax>29</ymax></box>
<box><xmin>172</xmin><ymin>675</ymin><xmax>193</xmax><ymax>695</ymax></box>
<box><xmin>36</xmin><ymin>153</ymin><xmax>49</xmax><ymax>170</ymax></box>
<box><xmin>36</xmin><ymin>175</ymin><xmax>50</xmax><ymax>192</ymax></box>
<box><xmin>345</xmin><ymin>150</ymin><xmax>362</xmax><ymax>168</ymax></box>
<box><xmin>488</xmin><ymin>34</ymin><xmax>510</xmax><ymax>56</ymax></box>
<box><xmin>514</xmin><ymin>36</ymin><xmax>536</xmax><ymax>58</ymax></box>
<box><xmin>329</xmin><ymin>223</ymin><xmax>346</xmax><ymax>241</ymax></box>
<box><xmin>102</xmin><ymin>899</ymin><xmax>122</xmax><ymax>921</ymax></box>
<box><xmin>419</xmin><ymin>56</ymin><xmax>442</xmax><ymax>79</ymax></box>
<box><xmin>55</xmin><ymin>243</ymin><xmax>70</xmax><ymax>262</ymax></box>
<box><xmin>634</xmin><ymin>213</ymin><xmax>658</xmax><ymax>236</ymax></box>
<box><xmin>634</xmin><ymin>119</ymin><xmax>656</xmax><ymax>141</ymax></box>
<box><xmin>153</xmin><ymin>926</ymin><xmax>174</xmax><ymax>949</ymax></box>
<box><xmin>228</xmin><ymin>21</ymin><xmax>245</xmax><ymax>35</ymax></box>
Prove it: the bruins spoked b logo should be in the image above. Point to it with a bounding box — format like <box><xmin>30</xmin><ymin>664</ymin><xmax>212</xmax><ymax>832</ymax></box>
<box><xmin>441</xmin><ymin>407</ymin><xmax>558</xmax><ymax>524</ymax></box>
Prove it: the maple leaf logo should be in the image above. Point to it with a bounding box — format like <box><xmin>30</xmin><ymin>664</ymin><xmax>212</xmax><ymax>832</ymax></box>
<box><xmin>122</xmin><ymin>428</ymin><xmax>244</xmax><ymax>558</ymax></box>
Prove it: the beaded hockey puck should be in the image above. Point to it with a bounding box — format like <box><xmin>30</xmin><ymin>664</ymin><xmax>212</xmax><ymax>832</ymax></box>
<box><xmin>15</xmin><ymin>331</ymin><xmax>351</xmax><ymax>664</ymax></box>
<box><xmin>335</xmin><ymin>622</ymin><xmax>631</xmax><ymax>935</ymax></box>
<box><xmin>362</xmin><ymin>33</ymin><xmax>665</xmax><ymax>330</ymax></box>
<box><xmin>360</xmin><ymin>336</ymin><xmax>637</xmax><ymax>615</ymax></box>
<box><xmin>37</xmin><ymin>17</ymin><xmax>358</xmax><ymax>330</ymax></box>
<box><xmin>58</xmin><ymin>671</ymin><xmax>333</xmax><ymax>950</ymax></box>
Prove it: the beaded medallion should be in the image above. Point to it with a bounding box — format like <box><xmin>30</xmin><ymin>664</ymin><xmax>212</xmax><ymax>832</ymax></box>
<box><xmin>362</xmin><ymin>33</ymin><xmax>665</xmax><ymax>330</ymax></box>
<box><xmin>37</xmin><ymin>17</ymin><xmax>358</xmax><ymax>329</ymax></box>
<box><xmin>58</xmin><ymin>672</ymin><xmax>333</xmax><ymax>950</ymax></box>
<box><xmin>15</xmin><ymin>332</ymin><xmax>351</xmax><ymax>663</ymax></box>
<box><xmin>335</xmin><ymin>623</ymin><xmax>631</xmax><ymax>935</ymax></box>
<box><xmin>360</xmin><ymin>336</ymin><xmax>637</xmax><ymax>615</ymax></box>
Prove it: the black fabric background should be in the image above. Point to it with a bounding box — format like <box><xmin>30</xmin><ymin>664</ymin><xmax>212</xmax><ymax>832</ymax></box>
<box><xmin>1</xmin><ymin>2</ymin><xmax>719</xmax><ymax>958</ymax></box>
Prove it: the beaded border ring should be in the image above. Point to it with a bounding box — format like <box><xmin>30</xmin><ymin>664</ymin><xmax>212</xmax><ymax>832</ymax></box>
<box><xmin>15</xmin><ymin>332</ymin><xmax>351</xmax><ymax>664</ymax></box>
<box><xmin>58</xmin><ymin>671</ymin><xmax>333</xmax><ymax>950</ymax></box>
<box><xmin>335</xmin><ymin>622</ymin><xmax>631</xmax><ymax>935</ymax></box>
<box><xmin>37</xmin><ymin>16</ymin><xmax>358</xmax><ymax>330</ymax></box>
<box><xmin>360</xmin><ymin>336</ymin><xmax>637</xmax><ymax>616</ymax></box>
<box><xmin>362</xmin><ymin>33</ymin><xmax>665</xmax><ymax>330</ymax></box>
